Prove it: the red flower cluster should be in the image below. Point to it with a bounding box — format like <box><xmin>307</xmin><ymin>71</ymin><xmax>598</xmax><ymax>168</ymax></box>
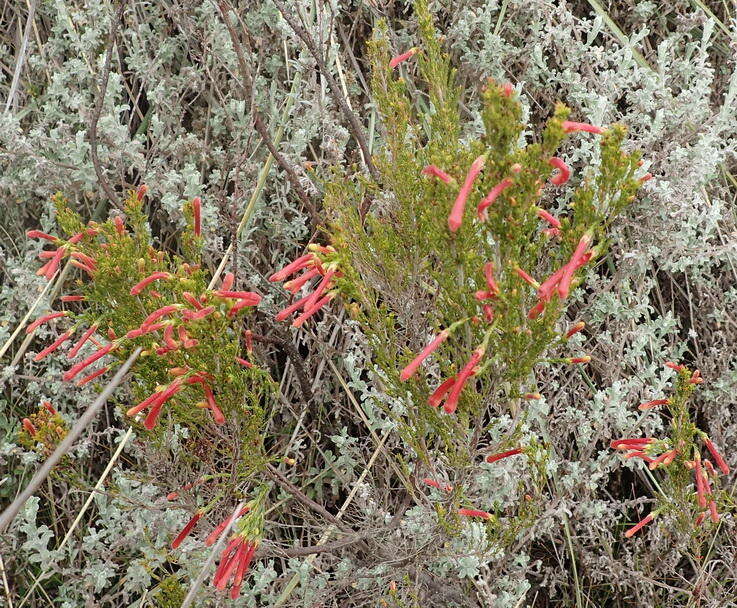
<box><xmin>27</xmin><ymin>229</ymin><xmax>94</xmax><ymax>280</ymax></box>
<box><xmin>522</xmin><ymin>231</ymin><xmax>595</xmax><ymax>319</ymax></box>
<box><xmin>611</xmin><ymin>364</ymin><xmax>730</xmax><ymax>534</ymax></box>
<box><xmin>26</xmin><ymin>196</ymin><xmax>260</xmax><ymax>430</ymax></box>
<box><xmin>415</xmin><ymin>106</ymin><xmax>604</xmax><ymax>234</ymax></box>
<box><xmin>270</xmin><ymin>245</ymin><xmax>340</xmax><ymax>327</ymax></box>
<box><xmin>169</xmin><ymin>504</ymin><xmax>258</xmax><ymax>598</ymax></box>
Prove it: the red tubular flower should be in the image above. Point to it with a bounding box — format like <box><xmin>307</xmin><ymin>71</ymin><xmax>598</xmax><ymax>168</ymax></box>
<box><xmin>703</xmin><ymin>438</ymin><xmax>730</xmax><ymax>475</ymax></box>
<box><xmin>689</xmin><ymin>369</ymin><xmax>703</xmax><ymax>384</ymax></box>
<box><xmin>182</xmin><ymin>292</ymin><xmax>204</xmax><ymax>310</ymax></box>
<box><xmin>71</xmin><ymin>260</ymin><xmax>95</xmax><ymax>276</ymax></box>
<box><xmin>567</xmin><ymin>356</ymin><xmax>591</xmax><ymax>364</ymax></box>
<box><xmin>458</xmin><ymin>508</ymin><xmax>492</xmax><ymax>520</ymax></box>
<box><xmin>523</xmin><ymin>393</ymin><xmax>541</xmax><ymax>400</ymax></box>
<box><xmin>610</xmin><ymin>438</ymin><xmax>654</xmax><ymax>450</ymax></box>
<box><xmin>68</xmin><ymin>232</ymin><xmax>85</xmax><ymax>244</ymax></box>
<box><xmin>39</xmin><ymin>248</ymin><xmax>65</xmax><ymax>279</ymax></box>
<box><xmin>26</xmin><ymin>311</ymin><xmax>69</xmax><ymax>334</ymax></box>
<box><xmin>302</xmin><ymin>269</ymin><xmax>336</xmax><ymax>312</ymax></box>
<box><xmin>558</xmin><ymin>233</ymin><xmax>593</xmax><ymax>299</ymax></box>
<box><xmin>400</xmin><ymin>329</ymin><xmax>450</xmax><ymax>381</ymax></box>
<box><xmin>27</xmin><ymin>230</ymin><xmax>57</xmax><ymax>241</ymax></box>
<box><xmin>449</xmin><ymin>154</ymin><xmax>486</xmax><ymax>232</ymax></box>
<box><xmin>477</xmin><ymin>178</ymin><xmax>512</xmax><ymax>222</ymax></box>
<box><xmin>292</xmin><ymin>293</ymin><xmax>334</xmax><ymax>327</ymax></box>
<box><xmin>639</xmin><ymin>173</ymin><xmax>653</xmax><ymax>183</ymax></box>
<box><xmin>513</xmin><ymin>267</ymin><xmax>539</xmax><ymax>289</ymax></box>
<box><xmin>34</xmin><ymin>330</ymin><xmax>74</xmax><ymax>361</ymax></box>
<box><xmin>143</xmin><ymin>382</ymin><xmax>184</xmax><ymax>430</ymax></box>
<box><xmin>527</xmin><ymin>300</ymin><xmax>547</xmax><ymax>320</ymax></box>
<box><xmin>704</xmin><ymin>459</ymin><xmax>717</xmax><ymax>478</ymax></box>
<box><xmin>202</xmin><ymin>385</ymin><xmax>225</xmax><ymax>425</ymax></box>
<box><xmin>275</xmin><ymin>293</ymin><xmax>313</xmax><ymax>322</ymax></box>
<box><xmin>548</xmin><ymin>157</ymin><xmax>571</xmax><ymax>185</ymax></box>
<box><xmin>665</xmin><ymin>361</ymin><xmax>685</xmax><ymax>372</ymax></box>
<box><xmin>42</xmin><ymin>401</ymin><xmax>56</xmax><ymax>415</ymax></box>
<box><xmin>63</xmin><ymin>343</ymin><xmax>114</xmax><ymax>381</ymax></box>
<box><xmin>76</xmin><ymin>366</ymin><xmax>110</xmax><ymax>386</ymax></box>
<box><xmin>70</xmin><ymin>251</ymin><xmax>96</xmax><ymax>268</ymax></box>
<box><xmin>501</xmin><ymin>82</ymin><xmax>514</xmax><ymax>97</ymax></box>
<box><xmin>624</xmin><ymin>512</ymin><xmax>654</xmax><ymax>538</ymax></box>
<box><xmin>61</xmin><ymin>295</ymin><xmax>85</xmax><ymax>302</ymax></box>
<box><xmin>638</xmin><ymin>398</ymin><xmax>670</xmax><ymax>411</ymax></box>
<box><xmin>236</xmin><ymin>357</ymin><xmax>253</xmax><ymax>368</ymax></box>
<box><xmin>443</xmin><ymin>347</ymin><xmax>484</xmax><ymax>414</ymax></box>
<box><xmin>486</xmin><ymin>448</ymin><xmax>522</xmax><ymax>463</ymax></box>
<box><xmin>221</xmin><ymin>272</ymin><xmax>235</xmax><ymax>291</ymax></box>
<box><xmin>130</xmin><ymin>272</ymin><xmax>171</xmax><ymax>296</ymax></box>
<box><xmin>389</xmin><ymin>47</ymin><xmax>418</xmax><ymax>69</ymax></box>
<box><xmin>171</xmin><ymin>510</ymin><xmax>203</xmax><ymax>549</ymax></box>
<box><xmin>562</xmin><ymin>120</ymin><xmax>605</xmax><ymax>135</ymax></box>
<box><xmin>213</xmin><ymin>536</ymin><xmax>258</xmax><ymax>595</ymax></box>
<box><xmin>227</xmin><ymin>299</ymin><xmax>260</xmax><ymax>318</ymax></box>
<box><xmin>565</xmin><ymin>322</ymin><xmax>585</xmax><ymax>339</ymax></box>
<box><xmin>68</xmin><ymin>324</ymin><xmax>99</xmax><ymax>359</ymax></box>
<box><xmin>269</xmin><ymin>254</ymin><xmax>314</xmax><ymax>282</ymax></box>
<box><xmin>537</xmin><ymin>208</ymin><xmax>562</xmax><ymax>229</ymax></box>
<box><xmin>695</xmin><ymin>511</ymin><xmax>706</xmax><ymax>527</ymax></box>
<box><xmin>708</xmin><ymin>500</ymin><xmax>719</xmax><ymax>523</ymax></box>
<box><xmin>192</xmin><ymin>197</ymin><xmax>201</xmax><ymax>237</ymax></box>
<box><xmin>694</xmin><ymin>457</ymin><xmax>707</xmax><ymax>508</ymax></box>
<box><xmin>244</xmin><ymin>330</ymin><xmax>253</xmax><ymax>353</ymax></box>
<box><xmin>429</xmin><ymin>375</ymin><xmax>456</xmax><ymax>408</ymax></box>
<box><xmin>163</xmin><ymin>324</ymin><xmax>178</xmax><ymax>349</ymax></box>
<box><xmin>649</xmin><ymin>449</ymin><xmax>677</xmax><ymax>470</ymax></box>
<box><xmin>482</xmin><ymin>304</ymin><xmax>494</xmax><ymax>322</ymax></box>
<box><xmin>284</xmin><ymin>268</ymin><xmax>320</xmax><ymax>293</ymax></box>
<box><xmin>142</xmin><ymin>304</ymin><xmax>181</xmax><ymax>328</ymax></box>
<box><xmin>205</xmin><ymin>507</ymin><xmax>250</xmax><ymax>546</ymax></box>
<box><xmin>22</xmin><ymin>418</ymin><xmax>37</xmax><ymax>436</ymax></box>
<box><xmin>536</xmin><ymin>266</ymin><xmax>567</xmax><ymax>303</ymax></box>
<box><xmin>136</xmin><ymin>184</ymin><xmax>148</xmax><ymax>200</ymax></box>
<box><xmin>422</xmin><ymin>478</ymin><xmax>453</xmax><ymax>492</ymax></box>
<box><xmin>227</xmin><ymin>540</ymin><xmax>257</xmax><ymax>599</ymax></box>
<box><xmin>216</xmin><ymin>291</ymin><xmax>262</xmax><ymax>305</ymax></box>
<box><xmin>126</xmin><ymin>322</ymin><xmax>167</xmax><ymax>339</ymax></box>
<box><xmin>113</xmin><ymin>215</ymin><xmax>125</xmax><ymax>235</ymax></box>
<box><xmin>421</xmin><ymin>165</ymin><xmax>454</xmax><ymax>184</ymax></box>
<box><xmin>125</xmin><ymin>378</ymin><xmax>181</xmax><ymax>416</ymax></box>
<box><xmin>183</xmin><ymin>306</ymin><xmax>216</xmax><ymax>321</ymax></box>
<box><xmin>483</xmin><ymin>262</ymin><xmax>500</xmax><ymax>295</ymax></box>
<box><xmin>701</xmin><ymin>467</ymin><xmax>713</xmax><ymax>498</ymax></box>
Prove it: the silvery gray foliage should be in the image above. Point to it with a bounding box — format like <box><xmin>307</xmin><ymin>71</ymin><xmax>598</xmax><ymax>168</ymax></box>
<box><xmin>2</xmin><ymin>0</ymin><xmax>736</xmax><ymax>606</ymax></box>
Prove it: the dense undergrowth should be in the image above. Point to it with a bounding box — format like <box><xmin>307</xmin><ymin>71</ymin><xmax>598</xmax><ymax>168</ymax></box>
<box><xmin>1</xmin><ymin>1</ymin><xmax>736</xmax><ymax>607</ymax></box>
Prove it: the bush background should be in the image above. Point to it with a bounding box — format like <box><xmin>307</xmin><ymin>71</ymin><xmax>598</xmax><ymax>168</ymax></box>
<box><xmin>1</xmin><ymin>1</ymin><xmax>736</xmax><ymax>606</ymax></box>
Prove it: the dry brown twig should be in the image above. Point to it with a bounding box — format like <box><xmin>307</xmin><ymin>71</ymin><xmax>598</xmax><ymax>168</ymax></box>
<box><xmin>89</xmin><ymin>1</ymin><xmax>128</xmax><ymax>209</ymax></box>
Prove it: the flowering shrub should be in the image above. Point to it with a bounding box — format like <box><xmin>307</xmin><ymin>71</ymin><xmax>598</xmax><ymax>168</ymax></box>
<box><xmin>611</xmin><ymin>363</ymin><xmax>731</xmax><ymax>537</ymax></box>
<box><xmin>2</xmin><ymin>0</ymin><xmax>736</xmax><ymax>606</ymax></box>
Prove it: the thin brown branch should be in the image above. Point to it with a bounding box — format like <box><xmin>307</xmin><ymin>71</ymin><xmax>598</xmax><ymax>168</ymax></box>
<box><xmin>264</xmin><ymin>464</ymin><xmax>355</xmax><ymax>535</ymax></box>
<box><xmin>271</xmin><ymin>0</ymin><xmax>382</xmax><ymax>184</ymax></box>
<box><xmin>89</xmin><ymin>1</ymin><xmax>127</xmax><ymax>209</ymax></box>
<box><xmin>251</xmin><ymin>331</ymin><xmax>315</xmax><ymax>404</ymax></box>
<box><xmin>258</xmin><ymin>532</ymin><xmax>370</xmax><ymax>558</ymax></box>
<box><xmin>218</xmin><ymin>2</ymin><xmax>320</xmax><ymax>226</ymax></box>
